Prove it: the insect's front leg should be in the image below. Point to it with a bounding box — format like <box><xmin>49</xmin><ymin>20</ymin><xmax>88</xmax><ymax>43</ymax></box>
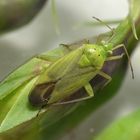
<box><xmin>105</xmin><ymin>53</ymin><xmax>124</xmax><ymax>61</ymax></box>
<box><xmin>110</xmin><ymin>44</ymin><xmax>134</xmax><ymax>79</ymax></box>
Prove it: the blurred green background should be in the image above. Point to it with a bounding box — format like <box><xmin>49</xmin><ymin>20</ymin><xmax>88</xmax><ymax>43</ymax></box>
<box><xmin>0</xmin><ymin>0</ymin><xmax>140</xmax><ymax>140</ymax></box>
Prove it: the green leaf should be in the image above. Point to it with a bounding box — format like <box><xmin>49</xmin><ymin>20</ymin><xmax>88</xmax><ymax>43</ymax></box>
<box><xmin>0</xmin><ymin>58</ymin><xmax>48</xmax><ymax>100</ymax></box>
<box><xmin>0</xmin><ymin>77</ymin><xmax>39</xmax><ymax>133</ymax></box>
<box><xmin>94</xmin><ymin>109</ymin><xmax>140</xmax><ymax>140</ymax></box>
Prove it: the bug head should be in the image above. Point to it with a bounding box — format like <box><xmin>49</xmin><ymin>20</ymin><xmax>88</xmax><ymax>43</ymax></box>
<box><xmin>79</xmin><ymin>44</ymin><xmax>106</xmax><ymax>68</ymax></box>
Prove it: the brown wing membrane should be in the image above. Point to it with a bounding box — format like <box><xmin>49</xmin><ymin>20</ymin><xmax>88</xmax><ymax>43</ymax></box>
<box><xmin>29</xmin><ymin>82</ymin><xmax>56</xmax><ymax>107</ymax></box>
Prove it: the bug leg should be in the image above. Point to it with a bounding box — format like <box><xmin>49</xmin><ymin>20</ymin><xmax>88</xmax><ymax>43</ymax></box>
<box><xmin>36</xmin><ymin>108</ymin><xmax>42</xmax><ymax>117</ymax></box>
<box><xmin>98</xmin><ymin>71</ymin><xmax>112</xmax><ymax>88</ymax></box>
<box><xmin>60</xmin><ymin>39</ymin><xmax>89</xmax><ymax>49</ymax></box>
<box><xmin>105</xmin><ymin>53</ymin><xmax>124</xmax><ymax>61</ymax></box>
<box><xmin>112</xmin><ymin>44</ymin><xmax>134</xmax><ymax>79</ymax></box>
<box><xmin>36</xmin><ymin>105</ymin><xmax>45</xmax><ymax>117</ymax></box>
<box><xmin>36</xmin><ymin>103</ymin><xmax>50</xmax><ymax>117</ymax></box>
<box><xmin>84</xmin><ymin>83</ymin><xmax>94</xmax><ymax>97</ymax></box>
<box><xmin>59</xmin><ymin>44</ymin><xmax>73</xmax><ymax>51</ymax></box>
<box><xmin>35</xmin><ymin>38</ymin><xmax>89</xmax><ymax>62</ymax></box>
<box><xmin>54</xmin><ymin>83</ymin><xmax>94</xmax><ymax>105</ymax></box>
<box><xmin>70</xmin><ymin>38</ymin><xmax>89</xmax><ymax>45</ymax></box>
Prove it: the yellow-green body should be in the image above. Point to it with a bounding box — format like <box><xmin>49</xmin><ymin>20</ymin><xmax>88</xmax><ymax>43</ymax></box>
<box><xmin>29</xmin><ymin>42</ymin><xmax>116</xmax><ymax>107</ymax></box>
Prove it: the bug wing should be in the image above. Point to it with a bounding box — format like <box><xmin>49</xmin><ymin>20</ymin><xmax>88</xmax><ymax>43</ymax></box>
<box><xmin>38</xmin><ymin>44</ymin><xmax>71</xmax><ymax>62</ymax></box>
<box><xmin>48</xmin><ymin>66</ymin><xmax>98</xmax><ymax>104</ymax></box>
<box><xmin>36</xmin><ymin>47</ymin><xmax>84</xmax><ymax>84</ymax></box>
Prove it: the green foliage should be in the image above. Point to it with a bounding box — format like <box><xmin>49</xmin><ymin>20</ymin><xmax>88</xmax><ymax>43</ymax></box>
<box><xmin>94</xmin><ymin>109</ymin><xmax>140</xmax><ymax>140</ymax></box>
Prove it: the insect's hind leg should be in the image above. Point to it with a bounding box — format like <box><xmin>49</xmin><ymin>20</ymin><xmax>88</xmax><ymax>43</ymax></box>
<box><xmin>36</xmin><ymin>103</ymin><xmax>50</xmax><ymax>117</ymax></box>
<box><xmin>53</xmin><ymin>83</ymin><xmax>94</xmax><ymax>105</ymax></box>
<box><xmin>36</xmin><ymin>105</ymin><xmax>45</xmax><ymax>117</ymax></box>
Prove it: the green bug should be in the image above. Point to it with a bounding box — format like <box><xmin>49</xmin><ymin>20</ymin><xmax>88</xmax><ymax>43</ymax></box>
<box><xmin>29</xmin><ymin>40</ymin><xmax>134</xmax><ymax>107</ymax></box>
<box><xmin>28</xmin><ymin>16</ymin><xmax>134</xmax><ymax>108</ymax></box>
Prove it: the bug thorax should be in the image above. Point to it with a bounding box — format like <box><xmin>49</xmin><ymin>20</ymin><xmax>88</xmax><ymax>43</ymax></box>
<box><xmin>78</xmin><ymin>44</ymin><xmax>107</xmax><ymax>69</ymax></box>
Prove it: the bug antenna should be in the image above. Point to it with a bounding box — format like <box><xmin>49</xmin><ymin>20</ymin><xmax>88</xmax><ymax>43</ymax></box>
<box><xmin>92</xmin><ymin>16</ymin><xmax>115</xmax><ymax>35</ymax></box>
